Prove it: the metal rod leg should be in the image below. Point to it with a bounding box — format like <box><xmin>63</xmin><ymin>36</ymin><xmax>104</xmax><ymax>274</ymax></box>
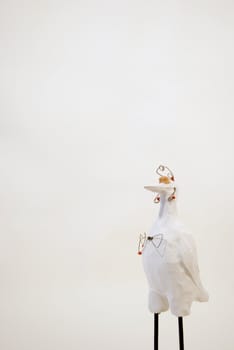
<box><xmin>178</xmin><ymin>317</ymin><xmax>184</xmax><ymax>350</ymax></box>
<box><xmin>154</xmin><ymin>313</ymin><xmax>159</xmax><ymax>350</ymax></box>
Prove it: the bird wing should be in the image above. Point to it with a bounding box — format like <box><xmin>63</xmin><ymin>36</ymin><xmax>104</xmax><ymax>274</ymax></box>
<box><xmin>178</xmin><ymin>233</ymin><xmax>203</xmax><ymax>289</ymax></box>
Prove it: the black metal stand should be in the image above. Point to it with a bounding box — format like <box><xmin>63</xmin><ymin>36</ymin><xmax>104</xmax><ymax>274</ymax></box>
<box><xmin>154</xmin><ymin>313</ymin><xmax>159</xmax><ymax>350</ymax></box>
<box><xmin>154</xmin><ymin>314</ymin><xmax>184</xmax><ymax>349</ymax></box>
<box><xmin>178</xmin><ymin>317</ymin><xmax>184</xmax><ymax>350</ymax></box>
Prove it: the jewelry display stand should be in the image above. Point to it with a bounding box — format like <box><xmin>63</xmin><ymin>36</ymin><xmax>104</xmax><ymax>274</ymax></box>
<box><xmin>139</xmin><ymin>165</ymin><xmax>208</xmax><ymax>349</ymax></box>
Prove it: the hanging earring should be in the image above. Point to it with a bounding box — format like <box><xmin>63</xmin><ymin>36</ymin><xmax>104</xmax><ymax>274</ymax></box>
<box><xmin>154</xmin><ymin>194</ymin><xmax>160</xmax><ymax>203</ymax></box>
<box><xmin>138</xmin><ymin>232</ymin><xmax>147</xmax><ymax>255</ymax></box>
<box><xmin>168</xmin><ymin>187</ymin><xmax>176</xmax><ymax>201</ymax></box>
<box><xmin>156</xmin><ymin>165</ymin><xmax>175</xmax><ymax>182</ymax></box>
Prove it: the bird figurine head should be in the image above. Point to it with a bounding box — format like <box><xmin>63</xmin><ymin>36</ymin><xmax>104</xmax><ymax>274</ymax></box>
<box><xmin>144</xmin><ymin>165</ymin><xmax>176</xmax><ymax>203</ymax></box>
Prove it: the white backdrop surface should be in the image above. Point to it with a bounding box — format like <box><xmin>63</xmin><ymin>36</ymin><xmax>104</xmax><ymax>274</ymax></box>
<box><xmin>0</xmin><ymin>0</ymin><xmax>234</xmax><ymax>349</ymax></box>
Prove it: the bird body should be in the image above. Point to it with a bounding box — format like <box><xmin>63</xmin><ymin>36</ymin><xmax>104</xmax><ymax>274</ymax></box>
<box><xmin>142</xmin><ymin>187</ymin><xmax>209</xmax><ymax>317</ymax></box>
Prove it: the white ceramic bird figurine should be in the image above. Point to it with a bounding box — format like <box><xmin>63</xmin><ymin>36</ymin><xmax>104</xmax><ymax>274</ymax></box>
<box><xmin>140</xmin><ymin>165</ymin><xmax>209</xmax><ymax>318</ymax></box>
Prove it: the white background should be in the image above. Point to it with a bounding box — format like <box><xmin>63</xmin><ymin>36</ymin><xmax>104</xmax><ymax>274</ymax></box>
<box><xmin>1</xmin><ymin>0</ymin><xmax>234</xmax><ymax>349</ymax></box>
